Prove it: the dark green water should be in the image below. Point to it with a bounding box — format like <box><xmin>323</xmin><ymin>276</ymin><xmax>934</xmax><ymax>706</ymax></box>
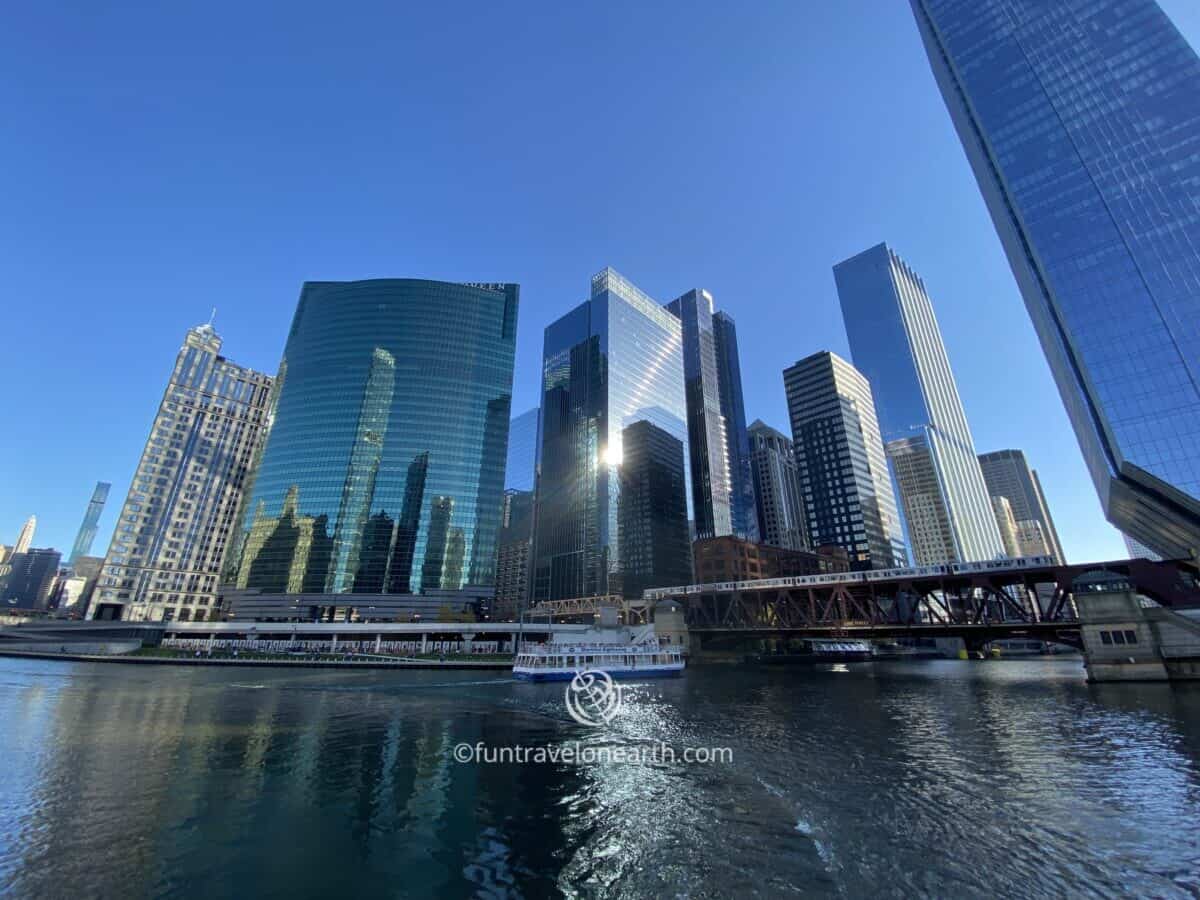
<box><xmin>2</xmin><ymin>657</ymin><xmax>1200</xmax><ymax>898</ymax></box>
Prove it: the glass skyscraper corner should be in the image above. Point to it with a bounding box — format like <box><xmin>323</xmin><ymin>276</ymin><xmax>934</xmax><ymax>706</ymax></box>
<box><xmin>531</xmin><ymin>267</ymin><xmax>691</xmax><ymax>601</ymax></box>
<box><xmin>228</xmin><ymin>279</ymin><xmax>518</xmax><ymax>600</ymax></box>
<box><xmin>665</xmin><ymin>288</ymin><xmax>733</xmax><ymax>540</ymax></box>
<box><xmin>712</xmin><ymin>310</ymin><xmax>759</xmax><ymax>542</ymax></box>
<box><xmin>912</xmin><ymin>0</ymin><xmax>1200</xmax><ymax>560</ymax></box>
<box><xmin>835</xmin><ymin>242</ymin><xmax>1004</xmax><ymax>565</ymax></box>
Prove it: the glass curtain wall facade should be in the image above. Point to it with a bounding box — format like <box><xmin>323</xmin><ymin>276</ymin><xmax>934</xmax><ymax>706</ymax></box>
<box><xmin>912</xmin><ymin>0</ymin><xmax>1200</xmax><ymax>560</ymax></box>
<box><xmin>665</xmin><ymin>289</ymin><xmax>733</xmax><ymax>539</ymax></box>
<box><xmin>835</xmin><ymin>243</ymin><xmax>1004</xmax><ymax>564</ymax></box>
<box><xmin>68</xmin><ymin>482</ymin><xmax>110</xmax><ymax>566</ymax></box>
<box><xmin>713</xmin><ymin>311</ymin><xmax>759</xmax><ymax>541</ymax></box>
<box><xmin>505</xmin><ymin>407</ymin><xmax>538</xmax><ymax>492</ymax></box>
<box><xmin>532</xmin><ymin>267</ymin><xmax>690</xmax><ymax>601</ymax></box>
<box><xmin>784</xmin><ymin>351</ymin><xmax>908</xmax><ymax>569</ymax></box>
<box><xmin>228</xmin><ymin>279</ymin><xmax>518</xmax><ymax>599</ymax></box>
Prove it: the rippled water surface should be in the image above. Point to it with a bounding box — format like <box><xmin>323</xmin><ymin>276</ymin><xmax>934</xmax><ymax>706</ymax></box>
<box><xmin>2</xmin><ymin>657</ymin><xmax>1200</xmax><ymax>898</ymax></box>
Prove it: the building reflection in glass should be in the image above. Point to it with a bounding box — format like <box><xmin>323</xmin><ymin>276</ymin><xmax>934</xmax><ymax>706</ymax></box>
<box><xmin>228</xmin><ymin>279</ymin><xmax>518</xmax><ymax>597</ymax></box>
<box><xmin>532</xmin><ymin>268</ymin><xmax>690</xmax><ymax>600</ymax></box>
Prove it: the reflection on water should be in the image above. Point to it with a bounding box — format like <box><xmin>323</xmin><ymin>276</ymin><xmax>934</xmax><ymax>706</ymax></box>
<box><xmin>2</xmin><ymin>659</ymin><xmax>1200</xmax><ymax>898</ymax></box>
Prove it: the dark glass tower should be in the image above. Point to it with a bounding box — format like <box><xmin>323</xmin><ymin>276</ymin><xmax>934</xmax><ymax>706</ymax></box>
<box><xmin>68</xmin><ymin>482</ymin><xmax>110</xmax><ymax>566</ymax></box>
<box><xmin>912</xmin><ymin>0</ymin><xmax>1200</xmax><ymax>559</ymax></box>
<box><xmin>665</xmin><ymin>289</ymin><xmax>733</xmax><ymax>539</ymax></box>
<box><xmin>531</xmin><ymin>268</ymin><xmax>690</xmax><ymax>601</ymax></box>
<box><xmin>712</xmin><ymin>311</ymin><xmax>759</xmax><ymax>541</ymax></box>
<box><xmin>229</xmin><ymin>279</ymin><xmax>518</xmax><ymax>597</ymax></box>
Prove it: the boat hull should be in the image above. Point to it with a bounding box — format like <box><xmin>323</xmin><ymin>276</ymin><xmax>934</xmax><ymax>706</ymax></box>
<box><xmin>513</xmin><ymin>665</ymin><xmax>684</xmax><ymax>682</ymax></box>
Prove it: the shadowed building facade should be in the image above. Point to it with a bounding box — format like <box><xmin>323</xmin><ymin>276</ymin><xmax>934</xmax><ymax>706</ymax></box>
<box><xmin>912</xmin><ymin>0</ymin><xmax>1200</xmax><ymax>560</ymax></box>
<box><xmin>226</xmin><ymin>279</ymin><xmax>517</xmax><ymax>607</ymax></box>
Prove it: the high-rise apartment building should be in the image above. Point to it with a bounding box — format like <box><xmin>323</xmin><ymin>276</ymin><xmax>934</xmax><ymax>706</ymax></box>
<box><xmin>666</xmin><ymin>289</ymin><xmax>733</xmax><ymax>539</ymax></box>
<box><xmin>505</xmin><ymin>407</ymin><xmax>538</xmax><ymax>492</ymax></box>
<box><xmin>836</xmin><ymin>243</ymin><xmax>1003</xmax><ymax>564</ymax></box>
<box><xmin>68</xmin><ymin>482</ymin><xmax>111</xmax><ymax>566</ymax></box>
<box><xmin>747</xmin><ymin>420</ymin><xmax>809</xmax><ymax>551</ymax></box>
<box><xmin>784</xmin><ymin>351</ymin><xmax>907</xmax><ymax>569</ymax></box>
<box><xmin>912</xmin><ymin>0</ymin><xmax>1200</xmax><ymax>560</ymax></box>
<box><xmin>91</xmin><ymin>323</ymin><xmax>273</xmax><ymax>621</ymax></box>
<box><xmin>227</xmin><ymin>279</ymin><xmax>518</xmax><ymax>605</ymax></box>
<box><xmin>977</xmin><ymin>449</ymin><xmax>1065</xmax><ymax>563</ymax></box>
<box><xmin>532</xmin><ymin>268</ymin><xmax>690</xmax><ymax>601</ymax></box>
<box><xmin>712</xmin><ymin>311</ymin><xmax>758</xmax><ymax>541</ymax></box>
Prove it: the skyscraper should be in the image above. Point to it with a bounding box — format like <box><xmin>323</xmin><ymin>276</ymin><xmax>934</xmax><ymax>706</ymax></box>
<box><xmin>977</xmin><ymin>449</ymin><xmax>1065</xmax><ymax>563</ymax></box>
<box><xmin>68</xmin><ymin>482</ymin><xmax>111</xmax><ymax>566</ymax></box>
<box><xmin>784</xmin><ymin>351</ymin><xmax>907</xmax><ymax>569</ymax></box>
<box><xmin>835</xmin><ymin>243</ymin><xmax>1004</xmax><ymax>564</ymax></box>
<box><xmin>712</xmin><ymin>311</ymin><xmax>758</xmax><ymax>541</ymax></box>
<box><xmin>990</xmin><ymin>495</ymin><xmax>1021</xmax><ymax>560</ymax></box>
<box><xmin>505</xmin><ymin>407</ymin><xmax>538</xmax><ymax>492</ymax></box>
<box><xmin>665</xmin><ymin>288</ymin><xmax>733</xmax><ymax>539</ymax></box>
<box><xmin>747</xmin><ymin>420</ymin><xmax>809</xmax><ymax>551</ymax></box>
<box><xmin>912</xmin><ymin>0</ymin><xmax>1200</xmax><ymax>560</ymax></box>
<box><xmin>494</xmin><ymin>489</ymin><xmax>534</xmax><ymax>620</ymax></box>
<box><xmin>228</xmin><ymin>279</ymin><xmax>518</xmax><ymax>604</ymax></box>
<box><xmin>531</xmin><ymin>267</ymin><xmax>690</xmax><ymax>601</ymax></box>
<box><xmin>12</xmin><ymin>516</ymin><xmax>36</xmax><ymax>556</ymax></box>
<box><xmin>90</xmin><ymin>323</ymin><xmax>273</xmax><ymax>621</ymax></box>
<box><xmin>0</xmin><ymin>548</ymin><xmax>61</xmax><ymax>610</ymax></box>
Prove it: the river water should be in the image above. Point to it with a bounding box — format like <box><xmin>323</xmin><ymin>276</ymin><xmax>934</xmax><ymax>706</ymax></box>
<box><xmin>2</xmin><ymin>657</ymin><xmax>1199</xmax><ymax>898</ymax></box>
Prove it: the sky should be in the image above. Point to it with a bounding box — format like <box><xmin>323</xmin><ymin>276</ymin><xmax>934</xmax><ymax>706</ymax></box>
<box><xmin>3</xmin><ymin>0</ymin><xmax>1198</xmax><ymax>565</ymax></box>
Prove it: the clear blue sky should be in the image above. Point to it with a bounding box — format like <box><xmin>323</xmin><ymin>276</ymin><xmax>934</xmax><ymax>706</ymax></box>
<box><xmin>3</xmin><ymin>1</ymin><xmax>1198</xmax><ymax>564</ymax></box>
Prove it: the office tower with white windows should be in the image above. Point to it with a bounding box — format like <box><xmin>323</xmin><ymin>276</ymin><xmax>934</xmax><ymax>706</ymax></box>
<box><xmin>835</xmin><ymin>242</ymin><xmax>1003</xmax><ymax>565</ymax></box>
<box><xmin>784</xmin><ymin>351</ymin><xmax>907</xmax><ymax>569</ymax></box>
<box><xmin>90</xmin><ymin>323</ymin><xmax>273</xmax><ymax>621</ymax></box>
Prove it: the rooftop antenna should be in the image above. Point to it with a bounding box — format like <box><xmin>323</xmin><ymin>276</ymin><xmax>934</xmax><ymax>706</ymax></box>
<box><xmin>207</xmin><ymin>307</ymin><xmax>217</xmax><ymax>327</ymax></box>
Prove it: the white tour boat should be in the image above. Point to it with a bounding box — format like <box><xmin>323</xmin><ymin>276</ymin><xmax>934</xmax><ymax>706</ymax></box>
<box><xmin>513</xmin><ymin>615</ymin><xmax>685</xmax><ymax>681</ymax></box>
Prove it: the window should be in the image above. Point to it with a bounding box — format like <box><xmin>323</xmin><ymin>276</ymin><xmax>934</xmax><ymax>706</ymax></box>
<box><xmin>1100</xmin><ymin>631</ymin><xmax>1112</xmax><ymax>645</ymax></box>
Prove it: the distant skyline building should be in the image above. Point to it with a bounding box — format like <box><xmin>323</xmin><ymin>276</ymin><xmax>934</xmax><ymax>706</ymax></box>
<box><xmin>531</xmin><ymin>267</ymin><xmax>690</xmax><ymax>601</ymax></box>
<box><xmin>747</xmin><ymin>420</ymin><xmax>809</xmax><ymax>551</ymax></box>
<box><xmin>1</xmin><ymin>548</ymin><xmax>61</xmax><ymax>609</ymax></box>
<box><xmin>888</xmin><ymin>435</ymin><xmax>957</xmax><ymax>565</ymax></box>
<box><xmin>912</xmin><ymin>0</ymin><xmax>1200</xmax><ymax>561</ymax></box>
<box><xmin>666</xmin><ymin>288</ymin><xmax>733</xmax><ymax>540</ymax></box>
<box><xmin>227</xmin><ymin>279</ymin><xmax>518</xmax><ymax>605</ymax></box>
<box><xmin>68</xmin><ymin>482</ymin><xmax>111</xmax><ymax>566</ymax></box>
<box><xmin>12</xmin><ymin>515</ymin><xmax>36</xmax><ymax>556</ymax></box>
<box><xmin>90</xmin><ymin>323</ymin><xmax>273</xmax><ymax>621</ymax></box>
<box><xmin>505</xmin><ymin>407</ymin><xmax>538</xmax><ymax>492</ymax></box>
<box><xmin>978</xmin><ymin>449</ymin><xmax>1065</xmax><ymax>563</ymax></box>
<box><xmin>835</xmin><ymin>242</ymin><xmax>1004</xmax><ymax>564</ymax></box>
<box><xmin>712</xmin><ymin>311</ymin><xmax>758</xmax><ymax>542</ymax></box>
<box><xmin>990</xmin><ymin>495</ymin><xmax>1021</xmax><ymax>560</ymax></box>
<box><xmin>784</xmin><ymin>351</ymin><xmax>907</xmax><ymax>569</ymax></box>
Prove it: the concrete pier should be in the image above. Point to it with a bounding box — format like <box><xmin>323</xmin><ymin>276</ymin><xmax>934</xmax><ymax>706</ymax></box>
<box><xmin>1074</xmin><ymin>571</ymin><xmax>1200</xmax><ymax>682</ymax></box>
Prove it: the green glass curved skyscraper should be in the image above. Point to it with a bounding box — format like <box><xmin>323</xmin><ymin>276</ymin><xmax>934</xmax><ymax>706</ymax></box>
<box><xmin>228</xmin><ymin>279</ymin><xmax>518</xmax><ymax>602</ymax></box>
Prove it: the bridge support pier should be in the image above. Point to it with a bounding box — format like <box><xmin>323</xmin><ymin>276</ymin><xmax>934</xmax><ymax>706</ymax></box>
<box><xmin>1075</xmin><ymin>575</ymin><xmax>1200</xmax><ymax>682</ymax></box>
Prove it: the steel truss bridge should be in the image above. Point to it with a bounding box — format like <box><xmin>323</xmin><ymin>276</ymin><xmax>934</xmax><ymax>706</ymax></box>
<box><xmin>642</xmin><ymin>556</ymin><xmax>1200</xmax><ymax>650</ymax></box>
